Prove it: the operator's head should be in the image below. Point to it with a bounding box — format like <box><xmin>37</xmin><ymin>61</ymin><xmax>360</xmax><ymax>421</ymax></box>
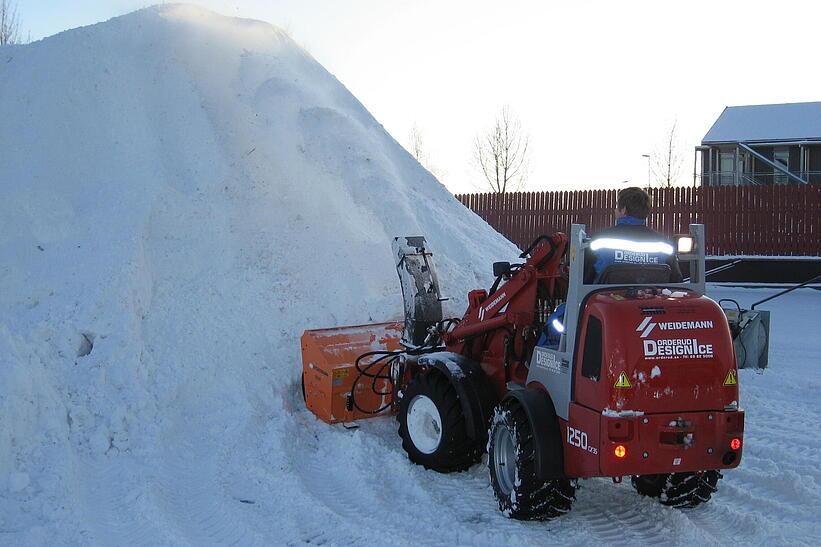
<box><xmin>616</xmin><ymin>187</ymin><xmax>652</xmax><ymax>219</ymax></box>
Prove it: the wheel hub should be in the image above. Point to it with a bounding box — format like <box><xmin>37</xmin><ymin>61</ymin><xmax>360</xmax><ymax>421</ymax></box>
<box><xmin>406</xmin><ymin>395</ymin><xmax>443</xmax><ymax>454</ymax></box>
<box><xmin>492</xmin><ymin>424</ymin><xmax>517</xmax><ymax>496</ymax></box>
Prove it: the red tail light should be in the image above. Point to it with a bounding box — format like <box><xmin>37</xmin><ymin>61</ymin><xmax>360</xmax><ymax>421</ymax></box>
<box><xmin>614</xmin><ymin>445</ymin><xmax>627</xmax><ymax>458</ymax></box>
<box><xmin>729</xmin><ymin>438</ymin><xmax>742</xmax><ymax>450</ymax></box>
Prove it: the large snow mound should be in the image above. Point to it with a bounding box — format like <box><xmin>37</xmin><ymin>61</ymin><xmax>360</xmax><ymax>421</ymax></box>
<box><xmin>0</xmin><ymin>4</ymin><xmax>517</xmax><ymax>541</ymax></box>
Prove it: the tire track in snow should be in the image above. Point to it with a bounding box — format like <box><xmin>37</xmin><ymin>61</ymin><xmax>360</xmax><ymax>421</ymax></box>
<box><xmin>682</xmin><ymin>501</ymin><xmax>764</xmax><ymax>543</ymax></box>
<box><xmin>286</xmin><ymin>403</ymin><xmax>776</xmax><ymax>546</ymax></box>
<box><xmin>152</xmin><ymin>423</ymin><xmax>267</xmax><ymax>547</ymax></box>
<box><xmin>569</xmin><ymin>479</ymin><xmax>705</xmax><ymax>546</ymax></box>
<box><xmin>78</xmin><ymin>454</ymin><xmax>171</xmax><ymax>546</ymax></box>
<box><xmin>282</xmin><ymin>410</ymin><xmax>441</xmax><ymax>545</ymax></box>
<box><xmin>286</xmin><ymin>409</ymin><xmax>595</xmax><ymax>545</ymax></box>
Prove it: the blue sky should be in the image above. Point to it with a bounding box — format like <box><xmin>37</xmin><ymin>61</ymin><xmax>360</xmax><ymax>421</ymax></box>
<box><xmin>16</xmin><ymin>1</ymin><xmax>821</xmax><ymax>193</ymax></box>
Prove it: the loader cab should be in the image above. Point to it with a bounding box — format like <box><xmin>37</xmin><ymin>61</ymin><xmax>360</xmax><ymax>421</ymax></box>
<box><xmin>585</xmin><ymin>232</ymin><xmax>681</xmax><ymax>285</ymax></box>
<box><xmin>527</xmin><ymin>224</ymin><xmax>707</xmax><ymax>422</ymax></box>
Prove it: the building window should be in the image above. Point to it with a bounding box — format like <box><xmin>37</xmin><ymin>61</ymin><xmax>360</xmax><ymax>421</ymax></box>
<box><xmin>773</xmin><ymin>147</ymin><xmax>789</xmax><ymax>184</ymax></box>
<box><xmin>719</xmin><ymin>152</ymin><xmax>735</xmax><ymax>185</ymax></box>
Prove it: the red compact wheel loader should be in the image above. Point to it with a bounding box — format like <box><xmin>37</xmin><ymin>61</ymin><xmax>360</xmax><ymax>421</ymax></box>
<box><xmin>301</xmin><ymin>225</ymin><xmax>748</xmax><ymax>520</ymax></box>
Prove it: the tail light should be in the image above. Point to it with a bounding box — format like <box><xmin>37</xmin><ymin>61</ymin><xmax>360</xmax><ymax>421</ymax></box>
<box><xmin>614</xmin><ymin>445</ymin><xmax>627</xmax><ymax>458</ymax></box>
<box><xmin>729</xmin><ymin>437</ymin><xmax>742</xmax><ymax>450</ymax></box>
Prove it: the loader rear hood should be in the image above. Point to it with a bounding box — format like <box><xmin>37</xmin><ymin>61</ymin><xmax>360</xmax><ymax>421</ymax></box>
<box><xmin>574</xmin><ymin>289</ymin><xmax>739</xmax><ymax>415</ymax></box>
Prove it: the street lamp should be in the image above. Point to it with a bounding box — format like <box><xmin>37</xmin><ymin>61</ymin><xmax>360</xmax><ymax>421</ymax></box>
<box><xmin>641</xmin><ymin>154</ymin><xmax>651</xmax><ymax>188</ymax></box>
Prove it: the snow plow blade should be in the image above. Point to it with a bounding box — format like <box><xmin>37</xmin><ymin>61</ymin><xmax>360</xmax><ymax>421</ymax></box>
<box><xmin>301</xmin><ymin>322</ymin><xmax>403</xmax><ymax>424</ymax></box>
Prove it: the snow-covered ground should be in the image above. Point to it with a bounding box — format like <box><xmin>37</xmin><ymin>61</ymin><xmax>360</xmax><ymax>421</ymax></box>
<box><xmin>4</xmin><ymin>283</ymin><xmax>819</xmax><ymax>546</ymax></box>
<box><xmin>2</xmin><ymin>5</ymin><xmax>820</xmax><ymax>546</ymax></box>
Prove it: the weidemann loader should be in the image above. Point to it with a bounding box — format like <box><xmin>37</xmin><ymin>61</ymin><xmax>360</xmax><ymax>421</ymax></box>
<box><xmin>301</xmin><ymin>225</ymin><xmax>754</xmax><ymax>519</ymax></box>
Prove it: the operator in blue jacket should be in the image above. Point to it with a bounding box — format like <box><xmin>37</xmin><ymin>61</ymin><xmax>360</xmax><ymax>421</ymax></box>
<box><xmin>584</xmin><ymin>187</ymin><xmax>682</xmax><ymax>283</ymax></box>
<box><xmin>539</xmin><ymin>187</ymin><xmax>681</xmax><ymax>347</ymax></box>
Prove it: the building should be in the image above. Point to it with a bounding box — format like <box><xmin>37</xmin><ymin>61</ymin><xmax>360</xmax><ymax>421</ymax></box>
<box><xmin>696</xmin><ymin>101</ymin><xmax>821</xmax><ymax>186</ymax></box>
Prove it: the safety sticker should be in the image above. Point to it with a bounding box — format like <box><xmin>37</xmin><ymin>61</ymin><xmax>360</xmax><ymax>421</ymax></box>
<box><xmin>333</xmin><ymin>369</ymin><xmax>350</xmax><ymax>379</ymax></box>
<box><xmin>614</xmin><ymin>372</ymin><xmax>632</xmax><ymax>389</ymax></box>
<box><xmin>723</xmin><ymin>370</ymin><xmax>738</xmax><ymax>386</ymax></box>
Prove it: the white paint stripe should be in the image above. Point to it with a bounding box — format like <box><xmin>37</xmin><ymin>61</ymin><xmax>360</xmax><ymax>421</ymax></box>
<box><xmin>636</xmin><ymin>316</ymin><xmax>652</xmax><ymax>332</ymax></box>
<box><xmin>641</xmin><ymin>323</ymin><xmax>656</xmax><ymax>338</ymax></box>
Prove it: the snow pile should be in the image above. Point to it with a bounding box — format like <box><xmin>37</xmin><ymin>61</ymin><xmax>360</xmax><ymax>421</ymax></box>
<box><xmin>3</xmin><ymin>6</ymin><xmax>821</xmax><ymax>545</ymax></box>
<box><xmin>0</xmin><ymin>5</ymin><xmax>516</xmax><ymax>541</ymax></box>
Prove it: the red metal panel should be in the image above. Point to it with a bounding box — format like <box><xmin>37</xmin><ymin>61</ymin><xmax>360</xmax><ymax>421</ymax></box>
<box><xmin>753</xmin><ymin>186</ymin><xmax>762</xmax><ymax>255</ymax></box>
<box><xmin>784</xmin><ymin>186</ymin><xmax>793</xmax><ymax>255</ymax></box>
<box><xmin>592</xmin><ymin>189</ymin><xmax>600</xmax><ymax>232</ymax></box>
<box><xmin>701</xmin><ymin>187</ymin><xmax>712</xmax><ymax>255</ymax></box>
<box><xmin>725</xmin><ymin>186</ymin><xmax>738</xmax><ymax>254</ymax></box>
<box><xmin>515</xmin><ymin>191</ymin><xmax>524</xmax><ymax>249</ymax></box>
<box><xmin>774</xmin><ymin>184</ymin><xmax>783</xmax><ymax>255</ymax></box>
<box><xmin>763</xmin><ymin>185</ymin><xmax>772</xmax><ymax>255</ymax></box>
<box><xmin>515</xmin><ymin>191</ymin><xmax>524</xmax><ymax>248</ymax></box>
<box><xmin>523</xmin><ymin>192</ymin><xmax>536</xmax><ymax>246</ymax></box>
<box><xmin>556</xmin><ymin>191</ymin><xmax>563</xmax><ymax>235</ymax></box>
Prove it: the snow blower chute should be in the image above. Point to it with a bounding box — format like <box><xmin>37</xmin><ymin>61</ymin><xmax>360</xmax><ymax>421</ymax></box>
<box><xmin>301</xmin><ymin>226</ymin><xmax>751</xmax><ymax>519</ymax></box>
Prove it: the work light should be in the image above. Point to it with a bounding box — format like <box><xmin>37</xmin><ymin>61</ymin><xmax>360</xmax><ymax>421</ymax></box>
<box><xmin>675</xmin><ymin>235</ymin><xmax>695</xmax><ymax>255</ymax></box>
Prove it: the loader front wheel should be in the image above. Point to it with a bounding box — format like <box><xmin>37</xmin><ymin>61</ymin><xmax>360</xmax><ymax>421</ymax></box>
<box><xmin>631</xmin><ymin>471</ymin><xmax>722</xmax><ymax>508</ymax></box>
<box><xmin>488</xmin><ymin>400</ymin><xmax>575</xmax><ymax>520</ymax></box>
<box><xmin>397</xmin><ymin>369</ymin><xmax>482</xmax><ymax>473</ymax></box>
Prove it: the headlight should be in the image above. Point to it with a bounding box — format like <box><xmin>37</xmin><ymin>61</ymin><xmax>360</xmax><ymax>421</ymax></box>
<box><xmin>675</xmin><ymin>235</ymin><xmax>695</xmax><ymax>255</ymax></box>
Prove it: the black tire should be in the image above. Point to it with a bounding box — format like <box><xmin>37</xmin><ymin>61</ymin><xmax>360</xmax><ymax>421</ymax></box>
<box><xmin>488</xmin><ymin>399</ymin><xmax>575</xmax><ymax>520</ymax></box>
<box><xmin>397</xmin><ymin>369</ymin><xmax>483</xmax><ymax>473</ymax></box>
<box><xmin>631</xmin><ymin>471</ymin><xmax>722</xmax><ymax>508</ymax></box>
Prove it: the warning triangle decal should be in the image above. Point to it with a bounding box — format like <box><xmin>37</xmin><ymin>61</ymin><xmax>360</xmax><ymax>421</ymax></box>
<box><xmin>724</xmin><ymin>370</ymin><xmax>738</xmax><ymax>386</ymax></box>
<box><xmin>614</xmin><ymin>372</ymin><xmax>632</xmax><ymax>389</ymax></box>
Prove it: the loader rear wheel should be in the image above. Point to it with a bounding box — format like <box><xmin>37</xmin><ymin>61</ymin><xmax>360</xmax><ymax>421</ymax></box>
<box><xmin>397</xmin><ymin>369</ymin><xmax>482</xmax><ymax>473</ymax></box>
<box><xmin>631</xmin><ymin>471</ymin><xmax>722</xmax><ymax>508</ymax></box>
<box><xmin>488</xmin><ymin>400</ymin><xmax>575</xmax><ymax>520</ymax></box>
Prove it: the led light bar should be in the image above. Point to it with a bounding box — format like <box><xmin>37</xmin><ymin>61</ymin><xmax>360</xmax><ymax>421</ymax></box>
<box><xmin>589</xmin><ymin>238</ymin><xmax>673</xmax><ymax>255</ymax></box>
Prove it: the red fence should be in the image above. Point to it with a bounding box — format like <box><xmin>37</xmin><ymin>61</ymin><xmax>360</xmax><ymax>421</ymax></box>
<box><xmin>456</xmin><ymin>185</ymin><xmax>821</xmax><ymax>256</ymax></box>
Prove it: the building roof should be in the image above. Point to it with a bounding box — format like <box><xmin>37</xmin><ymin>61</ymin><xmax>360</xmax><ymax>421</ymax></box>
<box><xmin>702</xmin><ymin>101</ymin><xmax>821</xmax><ymax>144</ymax></box>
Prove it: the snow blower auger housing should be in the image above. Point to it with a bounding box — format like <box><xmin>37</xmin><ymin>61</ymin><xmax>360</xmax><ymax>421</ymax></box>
<box><xmin>301</xmin><ymin>226</ymin><xmax>745</xmax><ymax>520</ymax></box>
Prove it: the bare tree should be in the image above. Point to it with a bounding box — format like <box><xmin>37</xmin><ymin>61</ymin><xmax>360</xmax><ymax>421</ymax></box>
<box><xmin>650</xmin><ymin>120</ymin><xmax>683</xmax><ymax>188</ymax></box>
<box><xmin>408</xmin><ymin>123</ymin><xmax>425</xmax><ymax>163</ymax></box>
<box><xmin>406</xmin><ymin>123</ymin><xmax>445</xmax><ymax>180</ymax></box>
<box><xmin>0</xmin><ymin>0</ymin><xmax>21</xmax><ymax>45</ymax></box>
<box><xmin>473</xmin><ymin>106</ymin><xmax>530</xmax><ymax>193</ymax></box>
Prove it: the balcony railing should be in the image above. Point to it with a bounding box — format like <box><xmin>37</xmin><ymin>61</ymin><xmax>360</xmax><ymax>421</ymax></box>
<box><xmin>699</xmin><ymin>171</ymin><xmax>821</xmax><ymax>186</ymax></box>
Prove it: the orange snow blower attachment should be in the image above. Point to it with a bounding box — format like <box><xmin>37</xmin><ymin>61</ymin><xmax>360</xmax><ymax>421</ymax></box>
<box><xmin>301</xmin><ymin>237</ymin><xmax>445</xmax><ymax>425</ymax></box>
<box><xmin>301</xmin><ymin>321</ymin><xmax>403</xmax><ymax>424</ymax></box>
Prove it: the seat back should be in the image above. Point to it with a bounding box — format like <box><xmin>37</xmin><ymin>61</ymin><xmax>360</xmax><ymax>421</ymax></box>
<box><xmin>598</xmin><ymin>263</ymin><xmax>672</xmax><ymax>284</ymax></box>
